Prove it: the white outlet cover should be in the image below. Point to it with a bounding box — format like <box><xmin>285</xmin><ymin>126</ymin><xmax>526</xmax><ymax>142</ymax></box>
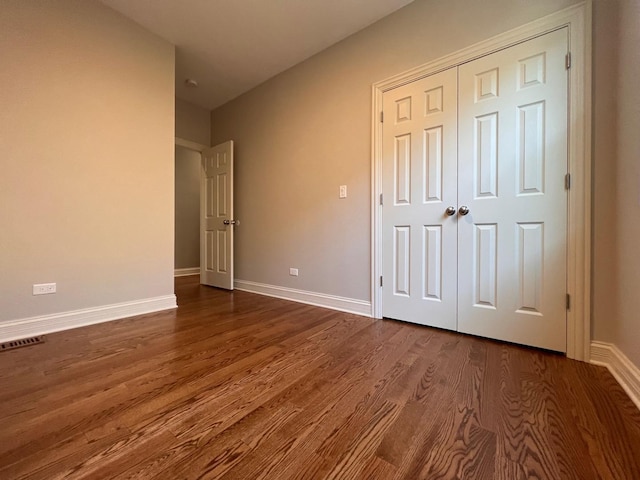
<box><xmin>339</xmin><ymin>185</ymin><xmax>347</xmax><ymax>198</ymax></box>
<box><xmin>289</xmin><ymin>268</ymin><xmax>299</xmax><ymax>276</ymax></box>
<box><xmin>33</xmin><ymin>283</ymin><xmax>57</xmax><ymax>295</ymax></box>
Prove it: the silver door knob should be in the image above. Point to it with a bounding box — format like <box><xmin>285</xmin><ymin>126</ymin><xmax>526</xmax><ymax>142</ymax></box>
<box><xmin>445</xmin><ymin>206</ymin><xmax>456</xmax><ymax>216</ymax></box>
<box><xmin>223</xmin><ymin>219</ymin><xmax>238</xmax><ymax>225</ymax></box>
<box><xmin>458</xmin><ymin>206</ymin><xmax>469</xmax><ymax>216</ymax></box>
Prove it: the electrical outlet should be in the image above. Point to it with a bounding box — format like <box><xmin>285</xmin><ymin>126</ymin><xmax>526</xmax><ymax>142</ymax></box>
<box><xmin>339</xmin><ymin>185</ymin><xmax>347</xmax><ymax>198</ymax></box>
<box><xmin>289</xmin><ymin>268</ymin><xmax>299</xmax><ymax>276</ymax></box>
<box><xmin>33</xmin><ymin>283</ymin><xmax>56</xmax><ymax>295</ymax></box>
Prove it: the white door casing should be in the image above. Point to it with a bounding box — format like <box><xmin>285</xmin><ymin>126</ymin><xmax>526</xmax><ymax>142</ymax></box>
<box><xmin>457</xmin><ymin>29</ymin><xmax>568</xmax><ymax>351</ymax></box>
<box><xmin>382</xmin><ymin>68</ymin><xmax>458</xmax><ymax>330</ymax></box>
<box><xmin>200</xmin><ymin>141</ymin><xmax>234</xmax><ymax>290</ymax></box>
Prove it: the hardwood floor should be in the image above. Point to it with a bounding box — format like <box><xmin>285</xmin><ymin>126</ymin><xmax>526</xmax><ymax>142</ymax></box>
<box><xmin>1</xmin><ymin>275</ymin><xmax>639</xmax><ymax>479</ymax></box>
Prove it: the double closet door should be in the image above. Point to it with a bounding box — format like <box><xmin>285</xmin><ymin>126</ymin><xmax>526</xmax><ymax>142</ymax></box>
<box><xmin>381</xmin><ymin>29</ymin><xmax>568</xmax><ymax>352</ymax></box>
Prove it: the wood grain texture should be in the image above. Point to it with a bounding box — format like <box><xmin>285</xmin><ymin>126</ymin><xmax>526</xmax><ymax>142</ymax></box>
<box><xmin>0</xmin><ymin>275</ymin><xmax>639</xmax><ymax>479</ymax></box>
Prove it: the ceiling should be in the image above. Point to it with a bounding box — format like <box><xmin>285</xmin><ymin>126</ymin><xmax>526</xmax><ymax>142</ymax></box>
<box><xmin>101</xmin><ymin>0</ymin><xmax>414</xmax><ymax>111</ymax></box>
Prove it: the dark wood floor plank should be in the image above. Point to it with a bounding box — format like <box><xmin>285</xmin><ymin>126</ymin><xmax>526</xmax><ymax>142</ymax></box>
<box><xmin>561</xmin><ymin>359</ymin><xmax>640</xmax><ymax>479</ymax></box>
<box><xmin>376</xmin><ymin>398</ymin><xmax>427</xmax><ymax>467</ymax></box>
<box><xmin>393</xmin><ymin>337</ymin><xmax>483</xmax><ymax>479</ymax></box>
<box><xmin>528</xmin><ymin>353</ymin><xmax>603</xmax><ymax>480</ymax></box>
<box><xmin>112</xmin><ymin>314</ymin><xmax>379</xmax><ymax>479</ymax></box>
<box><xmin>0</xmin><ymin>383</ymin><xmax>133</xmax><ymax>461</ymax></box>
<box><xmin>494</xmin><ymin>455</ymin><xmax>527</xmax><ymax>480</ymax></box>
<box><xmin>322</xmin><ymin>400</ymin><xmax>402</xmax><ymax>480</ymax></box>
<box><xmin>51</xmin><ymin>429</ymin><xmax>178</xmax><ymax>480</ymax></box>
<box><xmin>494</xmin><ymin>345</ymin><xmax>564</xmax><ymax>479</ymax></box>
<box><xmin>215</xmin><ymin>323</ymin><xmax>420</xmax><ymax>480</ymax></box>
<box><xmin>154</xmin><ymin>404</ymin><xmax>303</xmax><ymax>480</ymax></box>
<box><xmin>0</xmin><ymin>275</ymin><xmax>639</xmax><ymax>479</ymax></box>
<box><xmin>359</xmin><ymin>455</ymin><xmax>398</xmax><ymax>480</ymax></box>
<box><xmin>422</xmin><ymin>405</ymin><xmax>497</xmax><ymax>479</ymax></box>
<box><xmin>0</xmin><ymin>424</ymin><xmax>131</xmax><ymax>480</ymax></box>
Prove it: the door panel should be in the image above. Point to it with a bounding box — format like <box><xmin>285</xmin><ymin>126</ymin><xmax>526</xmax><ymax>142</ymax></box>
<box><xmin>200</xmin><ymin>141</ymin><xmax>234</xmax><ymax>290</ymax></box>
<box><xmin>457</xmin><ymin>29</ymin><xmax>568</xmax><ymax>351</ymax></box>
<box><xmin>382</xmin><ymin>67</ymin><xmax>458</xmax><ymax>330</ymax></box>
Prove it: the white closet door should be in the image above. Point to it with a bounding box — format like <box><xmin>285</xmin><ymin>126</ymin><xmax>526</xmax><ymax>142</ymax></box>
<box><xmin>457</xmin><ymin>29</ymin><xmax>568</xmax><ymax>351</ymax></box>
<box><xmin>382</xmin><ymin>68</ymin><xmax>458</xmax><ymax>330</ymax></box>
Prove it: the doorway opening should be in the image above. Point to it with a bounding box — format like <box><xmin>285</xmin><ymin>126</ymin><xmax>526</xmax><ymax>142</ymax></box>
<box><xmin>174</xmin><ymin>138</ymin><xmax>206</xmax><ymax>277</ymax></box>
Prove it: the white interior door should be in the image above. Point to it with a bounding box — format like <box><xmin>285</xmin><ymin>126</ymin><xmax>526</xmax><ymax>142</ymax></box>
<box><xmin>380</xmin><ymin>29</ymin><xmax>568</xmax><ymax>352</ymax></box>
<box><xmin>200</xmin><ymin>141</ymin><xmax>235</xmax><ymax>290</ymax></box>
<box><xmin>382</xmin><ymin>67</ymin><xmax>458</xmax><ymax>330</ymax></box>
<box><xmin>457</xmin><ymin>29</ymin><xmax>568</xmax><ymax>351</ymax></box>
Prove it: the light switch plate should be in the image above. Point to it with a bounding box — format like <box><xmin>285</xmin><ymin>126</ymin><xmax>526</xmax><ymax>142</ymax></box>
<box><xmin>339</xmin><ymin>185</ymin><xmax>347</xmax><ymax>198</ymax></box>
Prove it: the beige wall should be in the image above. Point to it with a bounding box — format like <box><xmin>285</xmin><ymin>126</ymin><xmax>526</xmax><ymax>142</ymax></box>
<box><xmin>0</xmin><ymin>0</ymin><xmax>175</xmax><ymax>321</ymax></box>
<box><xmin>611</xmin><ymin>0</ymin><xmax>640</xmax><ymax>366</ymax></box>
<box><xmin>591</xmin><ymin>0</ymin><xmax>640</xmax><ymax>367</ymax></box>
<box><xmin>591</xmin><ymin>0</ymin><xmax>620</xmax><ymax>346</ymax></box>
<box><xmin>211</xmin><ymin>0</ymin><xmax>580</xmax><ymax>301</ymax></box>
<box><xmin>176</xmin><ymin>98</ymin><xmax>211</xmax><ymax>146</ymax></box>
<box><xmin>175</xmin><ymin>146</ymin><xmax>201</xmax><ymax>269</ymax></box>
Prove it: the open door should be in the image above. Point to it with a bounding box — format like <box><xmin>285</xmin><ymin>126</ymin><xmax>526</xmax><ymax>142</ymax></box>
<box><xmin>200</xmin><ymin>140</ymin><xmax>235</xmax><ymax>290</ymax></box>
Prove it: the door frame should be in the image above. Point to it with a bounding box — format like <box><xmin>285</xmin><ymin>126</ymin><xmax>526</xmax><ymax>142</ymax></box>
<box><xmin>175</xmin><ymin>137</ymin><xmax>207</xmax><ymax>276</ymax></box>
<box><xmin>370</xmin><ymin>2</ymin><xmax>592</xmax><ymax>361</ymax></box>
<box><xmin>176</xmin><ymin>137</ymin><xmax>207</xmax><ymax>153</ymax></box>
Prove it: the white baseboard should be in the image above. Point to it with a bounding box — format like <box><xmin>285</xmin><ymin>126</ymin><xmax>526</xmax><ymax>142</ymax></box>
<box><xmin>0</xmin><ymin>295</ymin><xmax>177</xmax><ymax>343</ymax></box>
<box><xmin>591</xmin><ymin>341</ymin><xmax>640</xmax><ymax>411</ymax></box>
<box><xmin>234</xmin><ymin>279</ymin><xmax>372</xmax><ymax>317</ymax></box>
<box><xmin>174</xmin><ymin>267</ymin><xmax>200</xmax><ymax>277</ymax></box>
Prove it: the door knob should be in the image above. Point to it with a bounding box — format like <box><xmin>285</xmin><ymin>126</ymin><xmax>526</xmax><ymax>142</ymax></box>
<box><xmin>445</xmin><ymin>206</ymin><xmax>456</xmax><ymax>216</ymax></box>
<box><xmin>458</xmin><ymin>206</ymin><xmax>469</xmax><ymax>216</ymax></box>
<box><xmin>223</xmin><ymin>219</ymin><xmax>239</xmax><ymax>225</ymax></box>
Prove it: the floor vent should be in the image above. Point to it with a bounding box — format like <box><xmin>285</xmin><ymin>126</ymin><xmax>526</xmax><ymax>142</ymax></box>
<box><xmin>1</xmin><ymin>336</ymin><xmax>46</xmax><ymax>352</ymax></box>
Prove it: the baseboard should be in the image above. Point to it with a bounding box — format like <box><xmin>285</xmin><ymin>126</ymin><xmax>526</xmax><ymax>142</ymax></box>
<box><xmin>0</xmin><ymin>295</ymin><xmax>177</xmax><ymax>343</ymax></box>
<box><xmin>174</xmin><ymin>267</ymin><xmax>200</xmax><ymax>277</ymax></box>
<box><xmin>234</xmin><ymin>279</ymin><xmax>372</xmax><ymax>317</ymax></box>
<box><xmin>591</xmin><ymin>341</ymin><xmax>640</xmax><ymax>411</ymax></box>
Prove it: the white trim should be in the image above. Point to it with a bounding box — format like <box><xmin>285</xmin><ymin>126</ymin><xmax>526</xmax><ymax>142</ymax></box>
<box><xmin>175</xmin><ymin>137</ymin><xmax>208</xmax><ymax>152</ymax></box>
<box><xmin>591</xmin><ymin>341</ymin><xmax>640</xmax><ymax>411</ymax></box>
<box><xmin>0</xmin><ymin>295</ymin><xmax>177</xmax><ymax>343</ymax></box>
<box><xmin>234</xmin><ymin>279</ymin><xmax>372</xmax><ymax>317</ymax></box>
<box><xmin>371</xmin><ymin>2</ymin><xmax>592</xmax><ymax>360</ymax></box>
<box><xmin>174</xmin><ymin>267</ymin><xmax>200</xmax><ymax>277</ymax></box>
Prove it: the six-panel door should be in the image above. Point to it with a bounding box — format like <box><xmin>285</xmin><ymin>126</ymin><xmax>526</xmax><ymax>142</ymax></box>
<box><xmin>457</xmin><ymin>29</ymin><xmax>568</xmax><ymax>351</ymax></box>
<box><xmin>381</xmin><ymin>29</ymin><xmax>568</xmax><ymax>352</ymax></box>
<box><xmin>201</xmin><ymin>140</ymin><xmax>234</xmax><ymax>290</ymax></box>
<box><xmin>382</xmin><ymin>68</ymin><xmax>458</xmax><ymax>330</ymax></box>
